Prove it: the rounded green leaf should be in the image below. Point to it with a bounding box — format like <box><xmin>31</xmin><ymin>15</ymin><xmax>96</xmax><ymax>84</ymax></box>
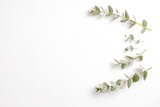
<box><xmin>133</xmin><ymin>73</ymin><xmax>140</xmax><ymax>82</ymax></box>
<box><xmin>143</xmin><ymin>71</ymin><xmax>148</xmax><ymax>80</ymax></box>
<box><xmin>103</xmin><ymin>82</ymin><xmax>109</xmax><ymax>91</ymax></box>
<box><xmin>116</xmin><ymin>79</ymin><xmax>121</xmax><ymax>85</ymax></box>
<box><xmin>142</xmin><ymin>20</ymin><xmax>147</xmax><ymax>27</ymax></box>
<box><xmin>111</xmin><ymin>86</ymin><xmax>117</xmax><ymax>91</ymax></box>
<box><xmin>100</xmin><ymin>86</ymin><xmax>108</xmax><ymax>93</ymax></box>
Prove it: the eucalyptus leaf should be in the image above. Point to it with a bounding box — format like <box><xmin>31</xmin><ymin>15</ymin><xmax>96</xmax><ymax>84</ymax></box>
<box><xmin>100</xmin><ymin>86</ymin><xmax>108</xmax><ymax>93</ymax></box>
<box><xmin>143</xmin><ymin>71</ymin><xmax>147</xmax><ymax>80</ymax></box>
<box><xmin>119</xmin><ymin>81</ymin><xmax>125</xmax><ymax>89</ymax></box>
<box><xmin>108</xmin><ymin>5</ymin><xmax>113</xmax><ymax>14</ymax></box>
<box><xmin>125</xmin><ymin>10</ymin><xmax>129</xmax><ymax>19</ymax></box>
<box><xmin>121</xmin><ymin>63</ymin><xmax>127</xmax><ymax>69</ymax></box>
<box><xmin>116</xmin><ymin>79</ymin><xmax>122</xmax><ymax>85</ymax></box>
<box><xmin>96</xmin><ymin>88</ymin><xmax>100</xmax><ymax>92</ymax></box>
<box><xmin>103</xmin><ymin>82</ymin><xmax>109</xmax><ymax>90</ymax></box>
<box><xmin>120</xmin><ymin>19</ymin><xmax>128</xmax><ymax>23</ymax></box>
<box><xmin>111</xmin><ymin>16</ymin><xmax>119</xmax><ymax>21</ymax></box>
<box><xmin>120</xmin><ymin>60</ymin><xmax>127</xmax><ymax>64</ymax></box>
<box><xmin>126</xmin><ymin>56</ymin><xmax>134</xmax><ymax>60</ymax></box>
<box><xmin>133</xmin><ymin>73</ymin><xmax>140</xmax><ymax>82</ymax></box>
<box><xmin>116</xmin><ymin>9</ymin><xmax>119</xmax><ymax>14</ymax></box>
<box><xmin>111</xmin><ymin>86</ymin><xmax>117</xmax><ymax>91</ymax></box>
<box><xmin>141</xmin><ymin>28</ymin><xmax>146</xmax><ymax>33</ymax></box>
<box><xmin>106</xmin><ymin>13</ymin><xmax>112</xmax><ymax>16</ymax></box>
<box><xmin>139</xmin><ymin>56</ymin><xmax>143</xmax><ymax>61</ymax></box>
<box><xmin>142</xmin><ymin>20</ymin><xmax>147</xmax><ymax>27</ymax></box>
<box><xmin>129</xmin><ymin>22</ymin><xmax>136</xmax><ymax>28</ymax></box>
<box><xmin>127</xmin><ymin>79</ymin><xmax>132</xmax><ymax>88</ymax></box>
<box><xmin>124</xmin><ymin>74</ymin><xmax>130</xmax><ymax>79</ymax></box>
<box><xmin>92</xmin><ymin>6</ymin><xmax>100</xmax><ymax>15</ymax></box>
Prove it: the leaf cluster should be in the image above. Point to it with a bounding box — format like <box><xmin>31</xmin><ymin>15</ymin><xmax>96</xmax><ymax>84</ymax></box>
<box><xmin>96</xmin><ymin>67</ymin><xmax>151</xmax><ymax>93</ymax></box>
<box><xmin>90</xmin><ymin>5</ymin><xmax>152</xmax><ymax>33</ymax></box>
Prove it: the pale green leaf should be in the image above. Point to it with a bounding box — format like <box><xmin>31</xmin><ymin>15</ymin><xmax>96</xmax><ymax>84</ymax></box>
<box><xmin>111</xmin><ymin>16</ymin><xmax>119</xmax><ymax>21</ymax></box>
<box><xmin>141</xmin><ymin>28</ymin><xmax>146</xmax><ymax>33</ymax></box>
<box><xmin>129</xmin><ymin>22</ymin><xmax>136</xmax><ymax>28</ymax></box>
<box><xmin>142</xmin><ymin>20</ymin><xmax>147</xmax><ymax>27</ymax></box>
<box><xmin>127</xmin><ymin>79</ymin><xmax>132</xmax><ymax>88</ymax></box>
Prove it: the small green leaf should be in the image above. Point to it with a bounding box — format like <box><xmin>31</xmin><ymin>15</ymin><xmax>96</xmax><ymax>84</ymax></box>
<box><xmin>127</xmin><ymin>79</ymin><xmax>132</xmax><ymax>88</ymax></box>
<box><xmin>116</xmin><ymin>9</ymin><xmax>119</xmax><ymax>14</ymax></box>
<box><xmin>119</xmin><ymin>81</ymin><xmax>125</xmax><ymax>89</ymax></box>
<box><xmin>114</xmin><ymin>59</ymin><xmax>120</xmax><ymax>64</ymax></box>
<box><xmin>130</xmin><ymin>34</ymin><xmax>134</xmax><ymax>40</ymax></box>
<box><xmin>124</xmin><ymin>74</ymin><xmax>130</xmax><ymax>79</ymax></box>
<box><xmin>139</xmin><ymin>56</ymin><xmax>143</xmax><ymax>61</ymax></box>
<box><xmin>121</xmin><ymin>63</ymin><xmax>127</xmax><ymax>69</ymax></box>
<box><xmin>125</xmin><ymin>47</ymin><xmax>129</xmax><ymax>51</ymax></box>
<box><xmin>100</xmin><ymin>86</ymin><xmax>108</xmax><ymax>93</ymax></box>
<box><xmin>133</xmin><ymin>73</ymin><xmax>140</xmax><ymax>82</ymax></box>
<box><xmin>120</xmin><ymin>19</ymin><xmax>128</xmax><ymax>23</ymax></box>
<box><xmin>125</xmin><ymin>10</ymin><xmax>129</xmax><ymax>20</ymax></box>
<box><xmin>111</xmin><ymin>86</ymin><xmax>117</xmax><ymax>91</ymax></box>
<box><xmin>108</xmin><ymin>5</ymin><xmax>113</xmax><ymax>14</ymax></box>
<box><xmin>129</xmin><ymin>22</ymin><xmax>136</xmax><ymax>28</ymax></box>
<box><xmin>103</xmin><ymin>82</ymin><xmax>109</xmax><ymax>91</ymax></box>
<box><xmin>116</xmin><ymin>79</ymin><xmax>121</xmax><ymax>85</ymax></box>
<box><xmin>111</xmin><ymin>16</ymin><xmax>119</xmax><ymax>21</ymax></box>
<box><xmin>91</xmin><ymin>6</ymin><xmax>100</xmax><ymax>15</ymax></box>
<box><xmin>143</xmin><ymin>71</ymin><xmax>148</xmax><ymax>80</ymax></box>
<box><xmin>142</xmin><ymin>20</ymin><xmax>147</xmax><ymax>27</ymax></box>
<box><xmin>96</xmin><ymin>88</ymin><xmax>99</xmax><ymax>92</ymax></box>
<box><xmin>106</xmin><ymin>13</ymin><xmax>112</xmax><ymax>16</ymax></box>
<box><xmin>133</xmin><ymin>15</ymin><xmax>136</xmax><ymax>21</ymax></box>
<box><xmin>126</xmin><ymin>56</ymin><xmax>134</xmax><ymax>60</ymax></box>
<box><xmin>141</xmin><ymin>28</ymin><xmax>146</xmax><ymax>33</ymax></box>
<box><xmin>120</xmin><ymin>60</ymin><xmax>127</xmax><ymax>64</ymax></box>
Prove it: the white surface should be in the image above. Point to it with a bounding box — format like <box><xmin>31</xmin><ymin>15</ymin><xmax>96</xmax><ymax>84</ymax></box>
<box><xmin>0</xmin><ymin>0</ymin><xmax>160</xmax><ymax>107</ymax></box>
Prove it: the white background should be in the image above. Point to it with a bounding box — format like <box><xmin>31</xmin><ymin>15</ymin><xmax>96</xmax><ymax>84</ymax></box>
<box><xmin>0</xmin><ymin>0</ymin><xmax>160</xmax><ymax>107</ymax></box>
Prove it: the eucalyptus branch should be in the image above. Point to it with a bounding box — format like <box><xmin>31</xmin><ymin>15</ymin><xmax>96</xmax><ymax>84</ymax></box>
<box><xmin>125</xmin><ymin>34</ymin><xmax>144</xmax><ymax>44</ymax></box>
<box><xmin>90</xmin><ymin>6</ymin><xmax>152</xmax><ymax>33</ymax></box>
<box><xmin>126</xmin><ymin>49</ymin><xmax>146</xmax><ymax>61</ymax></box>
<box><xmin>114</xmin><ymin>49</ymin><xmax>146</xmax><ymax>69</ymax></box>
<box><xmin>96</xmin><ymin>67</ymin><xmax>152</xmax><ymax>93</ymax></box>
